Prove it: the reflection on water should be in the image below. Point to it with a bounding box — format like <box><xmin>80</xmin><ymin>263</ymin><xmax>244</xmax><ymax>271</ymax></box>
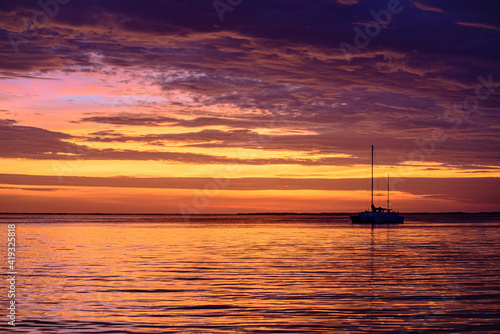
<box><xmin>1</xmin><ymin>214</ymin><xmax>500</xmax><ymax>333</ymax></box>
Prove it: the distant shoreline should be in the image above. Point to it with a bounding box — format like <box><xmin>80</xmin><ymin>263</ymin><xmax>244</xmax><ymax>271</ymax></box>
<box><xmin>1</xmin><ymin>212</ymin><xmax>499</xmax><ymax>215</ymax></box>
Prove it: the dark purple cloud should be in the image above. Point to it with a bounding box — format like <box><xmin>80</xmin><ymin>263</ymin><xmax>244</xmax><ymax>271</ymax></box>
<box><xmin>1</xmin><ymin>173</ymin><xmax>498</xmax><ymax>205</ymax></box>
<box><xmin>0</xmin><ymin>118</ymin><xmax>361</xmax><ymax>165</ymax></box>
<box><xmin>75</xmin><ymin>114</ymin><xmax>178</xmax><ymax>126</ymax></box>
<box><xmin>76</xmin><ymin>118</ymin><xmax>500</xmax><ymax>167</ymax></box>
<box><xmin>0</xmin><ymin>0</ymin><xmax>498</xmax><ymax>169</ymax></box>
<box><xmin>0</xmin><ymin>118</ymin><xmax>86</xmax><ymax>159</ymax></box>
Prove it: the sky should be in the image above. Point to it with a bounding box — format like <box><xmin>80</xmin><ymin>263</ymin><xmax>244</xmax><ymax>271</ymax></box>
<box><xmin>0</xmin><ymin>0</ymin><xmax>499</xmax><ymax>213</ymax></box>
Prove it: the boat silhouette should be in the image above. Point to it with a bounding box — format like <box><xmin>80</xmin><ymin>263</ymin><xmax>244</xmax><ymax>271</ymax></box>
<box><xmin>350</xmin><ymin>145</ymin><xmax>404</xmax><ymax>224</ymax></box>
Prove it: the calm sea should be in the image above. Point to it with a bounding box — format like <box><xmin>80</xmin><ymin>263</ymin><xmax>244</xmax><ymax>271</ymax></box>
<box><xmin>1</xmin><ymin>213</ymin><xmax>500</xmax><ymax>333</ymax></box>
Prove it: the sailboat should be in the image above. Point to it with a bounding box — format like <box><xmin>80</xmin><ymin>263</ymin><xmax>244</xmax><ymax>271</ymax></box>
<box><xmin>350</xmin><ymin>145</ymin><xmax>404</xmax><ymax>224</ymax></box>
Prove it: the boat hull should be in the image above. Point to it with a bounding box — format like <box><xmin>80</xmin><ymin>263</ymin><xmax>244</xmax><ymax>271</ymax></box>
<box><xmin>350</xmin><ymin>212</ymin><xmax>404</xmax><ymax>224</ymax></box>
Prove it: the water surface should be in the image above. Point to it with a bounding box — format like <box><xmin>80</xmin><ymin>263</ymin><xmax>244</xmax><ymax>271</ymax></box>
<box><xmin>1</xmin><ymin>213</ymin><xmax>500</xmax><ymax>333</ymax></box>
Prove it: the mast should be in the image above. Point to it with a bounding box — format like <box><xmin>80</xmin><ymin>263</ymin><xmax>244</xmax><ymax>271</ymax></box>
<box><xmin>387</xmin><ymin>174</ymin><xmax>390</xmax><ymax>209</ymax></box>
<box><xmin>371</xmin><ymin>145</ymin><xmax>374</xmax><ymax>210</ymax></box>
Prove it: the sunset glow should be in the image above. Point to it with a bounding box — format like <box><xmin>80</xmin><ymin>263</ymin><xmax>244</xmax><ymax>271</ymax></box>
<box><xmin>1</xmin><ymin>0</ymin><xmax>499</xmax><ymax>213</ymax></box>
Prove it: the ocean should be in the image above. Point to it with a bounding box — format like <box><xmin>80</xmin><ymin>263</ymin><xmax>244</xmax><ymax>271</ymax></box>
<box><xmin>1</xmin><ymin>213</ymin><xmax>500</xmax><ymax>333</ymax></box>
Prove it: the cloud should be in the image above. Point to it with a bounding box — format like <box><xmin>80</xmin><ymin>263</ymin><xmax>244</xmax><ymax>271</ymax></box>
<box><xmin>77</xmin><ymin>114</ymin><xmax>267</xmax><ymax>129</ymax></box>
<box><xmin>1</xmin><ymin>173</ymin><xmax>498</xmax><ymax>205</ymax></box>
<box><xmin>0</xmin><ymin>118</ymin><xmax>86</xmax><ymax>159</ymax></box>
<box><xmin>79</xmin><ymin>124</ymin><xmax>500</xmax><ymax>168</ymax></box>
<box><xmin>0</xmin><ymin>119</ymin><xmax>17</xmax><ymax>126</ymax></box>
<box><xmin>457</xmin><ymin>21</ymin><xmax>500</xmax><ymax>32</ymax></box>
<box><xmin>336</xmin><ymin>0</ymin><xmax>361</xmax><ymax>5</ymax></box>
<box><xmin>413</xmin><ymin>1</ymin><xmax>445</xmax><ymax>13</ymax></box>
<box><xmin>0</xmin><ymin>186</ymin><xmax>60</xmax><ymax>191</ymax></box>
<box><xmin>0</xmin><ymin>119</ymin><xmax>359</xmax><ymax>165</ymax></box>
<box><xmin>75</xmin><ymin>114</ymin><xmax>178</xmax><ymax>126</ymax></box>
<box><xmin>174</xmin><ymin>117</ymin><xmax>265</xmax><ymax>128</ymax></box>
<box><xmin>0</xmin><ymin>1</ymin><xmax>499</xmax><ymax>169</ymax></box>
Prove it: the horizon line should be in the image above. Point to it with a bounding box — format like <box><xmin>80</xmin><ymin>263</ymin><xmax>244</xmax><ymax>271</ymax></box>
<box><xmin>1</xmin><ymin>212</ymin><xmax>499</xmax><ymax>215</ymax></box>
